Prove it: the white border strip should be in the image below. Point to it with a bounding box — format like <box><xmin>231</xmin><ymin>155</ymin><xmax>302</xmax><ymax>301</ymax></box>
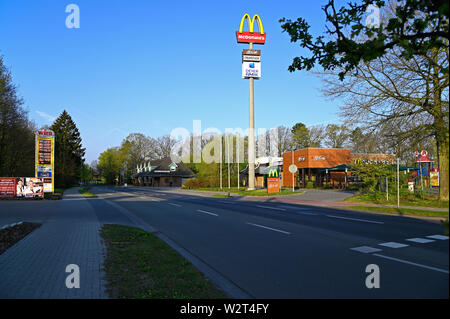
<box><xmin>326</xmin><ymin>215</ymin><xmax>384</xmax><ymax>224</ymax></box>
<box><xmin>246</xmin><ymin>222</ymin><xmax>291</xmax><ymax>235</ymax></box>
<box><xmin>373</xmin><ymin>253</ymin><xmax>449</xmax><ymax>274</ymax></box>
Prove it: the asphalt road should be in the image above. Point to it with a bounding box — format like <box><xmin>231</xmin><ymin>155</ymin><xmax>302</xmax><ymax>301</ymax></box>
<box><xmin>0</xmin><ymin>185</ymin><xmax>448</xmax><ymax>298</ymax></box>
<box><xmin>89</xmin><ymin>185</ymin><xmax>448</xmax><ymax>298</ymax></box>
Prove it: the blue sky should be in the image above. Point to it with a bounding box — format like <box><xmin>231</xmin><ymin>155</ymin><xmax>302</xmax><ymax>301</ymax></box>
<box><xmin>0</xmin><ymin>0</ymin><xmax>346</xmax><ymax>163</ymax></box>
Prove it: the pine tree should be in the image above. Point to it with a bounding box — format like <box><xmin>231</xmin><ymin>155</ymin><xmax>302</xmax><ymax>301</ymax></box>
<box><xmin>50</xmin><ymin>110</ymin><xmax>85</xmax><ymax>187</ymax></box>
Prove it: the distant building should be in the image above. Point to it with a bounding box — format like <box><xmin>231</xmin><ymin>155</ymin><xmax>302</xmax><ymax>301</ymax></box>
<box><xmin>240</xmin><ymin>156</ymin><xmax>283</xmax><ymax>188</ymax></box>
<box><xmin>133</xmin><ymin>157</ymin><xmax>194</xmax><ymax>187</ymax></box>
<box><xmin>283</xmin><ymin>148</ymin><xmax>395</xmax><ymax>188</ymax></box>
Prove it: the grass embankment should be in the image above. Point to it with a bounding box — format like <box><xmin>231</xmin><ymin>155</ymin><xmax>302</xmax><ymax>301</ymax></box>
<box><xmin>183</xmin><ymin>187</ymin><xmax>300</xmax><ymax>197</ymax></box>
<box><xmin>345</xmin><ymin>190</ymin><xmax>449</xmax><ymax>209</ymax></box>
<box><xmin>78</xmin><ymin>186</ymin><xmax>96</xmax><ymax>198</ymax></box>
<box><xmin>100</xmin><ymin>224</ymin><xmax>227</xmax><ymax>299</ymax></box>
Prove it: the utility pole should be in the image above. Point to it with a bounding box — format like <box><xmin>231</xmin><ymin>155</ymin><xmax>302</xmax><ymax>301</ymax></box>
<box><xmin>397</xmin><ymin>157</ymin><xmax>400</xmax><ymax>207</ymax></box>
<box><xmin>227</xmin><ymin>134</ymin><xmax>231</xmax><ymax>189</ymax></box>
<box><xmin>237</xmin><ymin>132</ymin><xmax>240</xmax><ymax>189</ymax></box>
<box><xmin>292</xmin><ymin>149</ymin><xmax>295</xmax><ymax>192</ymax></box>
<box><xmin>220</xmin><ymin>136</ymin><xmax>223</xmax><ymax>189</ymax></box>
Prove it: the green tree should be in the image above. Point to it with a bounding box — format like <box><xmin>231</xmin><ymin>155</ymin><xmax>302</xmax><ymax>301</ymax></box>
<box><xmin>98</xmin><ymin>147</ymin><xmax>123</xmax><ymax>185</ymax></box>
<box><xmin>291</xmin><ymin>123</ymin><xmax>323</xmax><ymax>149</ymax></box>
<box><xmin>0</xmin><ymin>56</ymin><xmax>35</xmax><ymax>177</ymax></box>
<box><xmin>281</xmin><ymin>1</ymin><xmax>449</xmax><ymax>201</ymax></box>
<box><xmin>50</xmin><ymin>110</ymin><xmax>85</xmax><ymax>187</ymax></box>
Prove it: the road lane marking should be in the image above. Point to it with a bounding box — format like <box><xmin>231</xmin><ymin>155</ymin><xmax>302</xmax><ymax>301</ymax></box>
<box><xmin>168</xmin><ymin>203</ymin><xmax>182</xmax><ymax>207</ymax></box>
<box><xmin>350</xmin><ymin>246</ymin><xmax>382</xmax><ymax>253</ymax></box>
<box><xmin>379</xmin><ymin>242</ymin><xmax>409</xmax><ymax>248</ymax></box>
<box><xmin>256</xmin><ymin>205</ymin><xmax>286</xmax><ymax>211</ymax></box>
<box><xmin>219</xmin><ymin>201</ymin><xmax>235</xmax><ymax>204</ymax></box>
<box><xmin>295</xmin><ymin>211</ymin><xmax>318</xmax><ymax>216</ymax></box>
<box><xmin>426</xmin><ymin>235</ymin><xmax>449</xmax><ymax>240</ymax></box>
<box><xmin>196</xmin><ymin>210</ymin><xmax>218</xmax><ymax>217</ymax></box>
<box><xmin>326</xmin><ymin>215</ymin><xmax>384</xmax><ymax>224</ymax></box>
<box><xmin>406</xmin><ymin>238</ymin><xmax>435</xmax><ymax>244</ymax></box>
<box><xmin>246</xmin><ymin>222</ymin><xmax>291</xmax><ymax>235</ymax></box>
<box><xmin>373</xmin><ymin>253</ymin><xmax>449</xmax><ymax>274</ymax></box>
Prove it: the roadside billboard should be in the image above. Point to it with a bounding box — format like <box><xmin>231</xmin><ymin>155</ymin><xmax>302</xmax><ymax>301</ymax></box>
<box><xmin>35</xmin><ymin>129</ymin><xmax>55</xmax><ymax>193</ymax></box>
<box><xmin>0</xmin><ymin>177</ymin><xmax>44</xmax><ymax>199</ymax></box>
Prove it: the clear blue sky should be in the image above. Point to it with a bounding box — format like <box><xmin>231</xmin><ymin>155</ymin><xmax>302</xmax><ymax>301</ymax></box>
<box><xmin>0</xmin><ymin>0</ymin><xmax>346</xmax><ymax>163</ymax></box>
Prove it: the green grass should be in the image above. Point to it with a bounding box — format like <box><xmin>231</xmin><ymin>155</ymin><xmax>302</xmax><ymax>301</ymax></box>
<box><xmin>100</xmin><ymin>224</ymin><xmax>228</xmax><ymax>299</ymax></box>
<box><xmin>183</xmin><ymin>187</ymin><xmax>301</xmax><ymax>197</ymax></box>
<box><xmin>345</xmin><ymin>190</ymin><xmax>449</xmax><ymax>209</ymax></box>
<box><xmin>78</xmin><ymin>186</ymin><xmax>96</xmax><ymax>198</ymax></box>
<box><xmin>345</xmin><ymin>205</ymin><xmax>449</xmax><ymax>218</ymax></box>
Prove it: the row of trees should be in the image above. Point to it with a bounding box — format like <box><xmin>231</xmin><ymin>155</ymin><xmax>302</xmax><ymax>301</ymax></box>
<box><xmin>96</xmin><ymin>133</ymin><xmax>176</xmax><ymax>184</ymax></box>
<box><xmin>1</xmin><ymin>55</ymin><xmax>85</xmax><ymax>188</ymax></box>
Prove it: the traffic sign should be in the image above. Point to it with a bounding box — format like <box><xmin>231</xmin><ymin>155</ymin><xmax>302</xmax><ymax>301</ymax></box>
<box><xmin>289</xmin><ymin>164</ymin><xmax>298</xmax><ymax>173</ymax></box>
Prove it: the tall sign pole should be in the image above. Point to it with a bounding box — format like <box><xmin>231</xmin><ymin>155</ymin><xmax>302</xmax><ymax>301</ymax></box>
<box><xmin>236</xmin><ymin>13</ymin><xmax>266</xmax><ymax>190</ymax></box>
<box><xmin>248</xmin><ymin>42</ymin><xmax>255</xmax><ymax>190</ymax></box>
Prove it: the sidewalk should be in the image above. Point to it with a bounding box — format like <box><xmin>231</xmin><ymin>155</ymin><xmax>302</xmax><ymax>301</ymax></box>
<box><xmin>0</xmin><ymin>188</ymin><xmax>108</xmax><ymax>298</ymax></box>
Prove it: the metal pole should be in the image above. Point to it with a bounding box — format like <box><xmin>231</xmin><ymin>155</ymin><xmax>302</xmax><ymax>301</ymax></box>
<box><xmin>220</xmin><ymin>136</ymin><xmax>222</xmax><ymax>189</ymax></box>
<box><xmin>248</xmin><ymin>43</ymin><xmax>255</xmax><ymax>190</ymax></box>
<box><xmin>292</xmin><ymin>150</ymin><xmax>295</xmax><ymax>192</ymax></box>
<box><xmin>237</xmin><ymin>132</ymin><xmax>240</xmax><ymax>190</ymax></box>
<box><xmin>386</xmin><ymin>176</ymin><xmax>388</xmax><ymax>201</ymax></box>
<box><xmin>397</xmin><ymin>157</ymin><xmax>400</xmax><ymax>207</ymax></box>
<box><xmin>227</xmin><ymin>134</ymin><xmax>230</xmax><ymax>189</ymax></box>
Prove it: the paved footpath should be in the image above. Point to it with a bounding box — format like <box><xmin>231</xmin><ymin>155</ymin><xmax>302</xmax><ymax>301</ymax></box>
<box><xmin>0</xmin><ymin>188</ymin><xmax>108</xmax><ymax>298</ymax></box>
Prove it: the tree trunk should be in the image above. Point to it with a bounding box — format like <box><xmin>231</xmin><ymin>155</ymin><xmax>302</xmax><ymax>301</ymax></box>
<box><xmin>437</xmin><ymin>135</ymin><xmax>449</xmax><ymax>201</ymax></box>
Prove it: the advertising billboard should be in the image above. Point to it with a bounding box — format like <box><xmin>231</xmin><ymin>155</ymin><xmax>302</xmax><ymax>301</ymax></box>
<box><xmin>267</xmin><ymin>167</ymin><xmax>280</xmax><ymax>194</ymax></box>
<box><xmin>35</xmin><ymin>129</ymin><xmax>55</xmax><ymax>193</ymax></box>
<box><xmin>242</xmin><ymin>61</ymin><xmax>261</xmax><ymax>79</ymax></box>
<box><xmin>0</xmin><ymin>177</ymin><xmax>44</xmax><ymax>199</ymax></box>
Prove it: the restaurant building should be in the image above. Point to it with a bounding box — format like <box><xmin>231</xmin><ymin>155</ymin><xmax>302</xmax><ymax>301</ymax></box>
<box><xmin>283</xmin><ymin>148</ymin><xmax>395</xmax><ymax>188</ymax></box>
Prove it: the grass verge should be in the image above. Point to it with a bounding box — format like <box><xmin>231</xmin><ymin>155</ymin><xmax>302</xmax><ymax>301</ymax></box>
<box><xmin>100</xmin><ymin>224</ymin><xmax>228</xmax><ymax>299</ymax></box>
<box><xmin>344</xmin><ymin>191</ymin><xmax>449</xmax><ymax>208</ymax></box>
<box><xmin>79</xmin><ymin>186</ymin><xmax>96</xmax><ymax>198</ymax></box>
<box><xmin>345</xmin><ymin>205</ymin><xmax>449</xmax><ymax>218</ymax></box>
<box><xmin>0</xmin><ymin>222</ymin><xmax>41</xmax><ymax>255</ymax></box>
<box><xmin>183</xmin><ymin>187</ymin><xmax>301</xmax><ymax>197</ymax></box>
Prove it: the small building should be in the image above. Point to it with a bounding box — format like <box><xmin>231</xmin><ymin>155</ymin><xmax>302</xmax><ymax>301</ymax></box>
<box><xmin>133</xmin><ymin>157</ymin><xmax>194</xmax><ymax>187</ymax></box>
<box><xmin>240</xmin><ymin>156</ymin><xmax>283</xmax><ymax>188</ymax></box>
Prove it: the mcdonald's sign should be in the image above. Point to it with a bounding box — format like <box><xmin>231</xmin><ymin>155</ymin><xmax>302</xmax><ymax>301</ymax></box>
<box><xmin>267</xmin><ymin>167</ymin><xmax>279</xmax><ymax>178</ymax></box>
<box><xmin>236</xmin><ymin>13</ymin><xmax>266</xmax><ymax>44</ymax></box>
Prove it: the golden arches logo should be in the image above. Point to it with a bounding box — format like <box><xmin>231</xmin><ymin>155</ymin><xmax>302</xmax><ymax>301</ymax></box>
<box><xmin>268</xmin><ymin>168</ymin><xmax>279</xmax><ymax>178</ymax></box>
<box><xmin>238</xmin><ymin>13</ymin><xmax>265</xmax><ymax>34</ymax></box>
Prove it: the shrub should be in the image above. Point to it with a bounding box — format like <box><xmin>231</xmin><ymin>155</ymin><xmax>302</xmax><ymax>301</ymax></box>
<box><xmin>306</xmin><ymin>181</ymin><xmax>314</xmax><ymax>189</ymax></box>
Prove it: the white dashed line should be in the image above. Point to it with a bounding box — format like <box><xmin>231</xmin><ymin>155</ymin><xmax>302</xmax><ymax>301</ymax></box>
<box><xmin>296</xmin><ymin>211</ymin><xmax>318</xmax><ymax>216</ymax></box>
<box><xmin>426</xmin><ymin>235</ymin><xmax>449</xmax><ymax>240</ymax></box>
<box><xmin>168</xmin><ymin>203</ymin><xmax>182</xmax><ymax>207</ymax></box>
<box><xmin>326</xmin><ymin>215</ymin><xmax>384</xmax><ymax>224</ymax></box>
<box><xmin>256</xmin><ymin>205</ymin><xmax>286</xmax><ymax>211</ymax></box>
<box><xmin>246</xmin><ymin>222</ymin><xmax>291</xmax><ymax>235</ymax></box>
<box><xmin>196</xmin><ymin>210</ymin><xmax>218</xmax><ymax>217</ymax></box>
<box><xmin>350</xmin><ymin>246</ymin><xmax>383</xmax><ymax>253</ymax></box>
<box><xmin>406</xmin><ymin>238</ymin><xmax>435</xmax><ymax>244</ymax></box>
<box><xmin>379</xmin><ymin>242</ymin><xmax>410</xmax><ymax>249</ymax></box>
<box><xmin>373</xmin><ymin>253</ymin><xmax>449</xmax><ymax>274</ymax></box>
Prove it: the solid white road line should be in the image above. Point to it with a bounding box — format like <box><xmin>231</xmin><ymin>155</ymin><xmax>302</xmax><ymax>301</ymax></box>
<box><xmin>379</xmin><ymin>242</ymin><xmax>410</xmax><ymax>249</ymax></box>
<box><xmin>168</xmin><ymin>203</ymin><xmax>182</xmax><ymax>207</ymax></box>
<box><xmin>246</xmin><ymin>222</ymin><xmax>291</xmax><ymax>235</ymax></box>
<box><xmin>326</xmin><ymin>215</ymin><xmax>384</xmax><ymax>224</ymax></box>
<box><xmin>406</xmin><ymin>238</ymin><xmax>435</xmax><ymax>244</ymax></box>
<box><xmin>196</xmin><ymin>209</ymin><xmax>218</xmax><ymax>217</ymax></box>
<box><xmin>256</xmin><ymin>205</ymin><xmax>286</xmax><ymax>211</ymax></box>
<box><xmin>373</xmin><ymin>253</ymin><xmax>449</xmax><ymax>274</ymax></box>
<box><xmin>426</xmin><ymin>235</ymin><xmax>449</xmax><ymax>240</ymax></box>
<box><xmin>350</xmin><ymin>246</ymin><xmax>383</xmax><ymax>254</ymax></box>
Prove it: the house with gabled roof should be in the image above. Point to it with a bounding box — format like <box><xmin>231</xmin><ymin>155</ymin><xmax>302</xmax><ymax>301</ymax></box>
<box><xmin>133</xmin><ymin>157</ymin><xmax>194</xmax><ymax>187</ymax></box>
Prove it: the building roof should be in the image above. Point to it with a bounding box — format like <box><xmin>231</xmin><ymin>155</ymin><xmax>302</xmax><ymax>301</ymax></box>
<box><xmin>133</xmin><ymin>157</ymin><xmax>194</xmax><ymax>178</ymax></box>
